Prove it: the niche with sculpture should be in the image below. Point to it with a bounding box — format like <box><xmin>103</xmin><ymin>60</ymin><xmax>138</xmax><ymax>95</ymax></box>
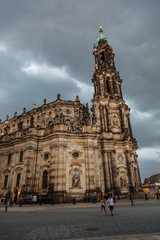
<box><xmin>111</xmin><ymin>113</ymin><xmax>120</xmax><ymax>129</ymax></box>
<box><xmin>120</xmin><ymin>175</ymin><xmax>127</xmax><ymax>188</ymax></box>
<box><xmin>69</xmin><ymin>164</ymin><xmax>82</xmax><ymax>188</ymax></box>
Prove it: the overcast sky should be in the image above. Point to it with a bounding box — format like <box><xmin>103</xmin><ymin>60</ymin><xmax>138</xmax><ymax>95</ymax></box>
<box><xmin>0</xmin><ymin>0</ymin><xmax>160</xmax><ymax>181</ymax></box>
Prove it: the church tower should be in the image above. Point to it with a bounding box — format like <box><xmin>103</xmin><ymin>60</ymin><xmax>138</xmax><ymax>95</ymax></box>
<box><xmin>91</xmin><ymin>27</ymin><xmax>141</xmax><ymax>194</ymax></box>
<box><xmin>0</xmin><ymin>27</ymin><xmax>141</xmax><ymax>204</ymax></box>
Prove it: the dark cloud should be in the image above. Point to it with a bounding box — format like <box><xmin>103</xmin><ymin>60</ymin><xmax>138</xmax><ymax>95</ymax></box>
<box><xmin>139</xmin><ymin>160</ymin><xmax>160</xmax><ymax>182</ymax></box>
<box><xmin>0</xmin><ymin>0</ymin><xmax>160</xmax><ymax>180</ymax></box>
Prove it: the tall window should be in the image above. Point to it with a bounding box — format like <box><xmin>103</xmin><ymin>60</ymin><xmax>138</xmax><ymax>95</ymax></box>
<box><xmin>3</xmin><ymin>175</ymin><xmax>8</xmax><ymax>189</ymax></box>
<box><xmin>42</xmin><ymin>170</ymin><xmax>48</xmax><ymax>189</ymax></box>
<box><xmin>16</xmin><ymin>173</ymin><xmax>21</xmax><ymax>187</ymax></box>
<box><xmin>19</xmin><ymin>151</ymin><xmax>23</xmax><ymax>162</ymax></box>
<box><xmin>8</xmin><ymin>153</ymin><xmax>11</xmax><ymax>165</ymax></box>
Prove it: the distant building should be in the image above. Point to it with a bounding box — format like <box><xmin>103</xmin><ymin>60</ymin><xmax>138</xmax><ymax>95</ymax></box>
<box><xmin>0</xmin><ymin>27</ymin><xmax>141</xmax><ymax>203</ymax></box>
<box><xmin>143</xmin><ymin>173</ymin><xmax>160</xmax><ymax>194</ymax></box>
<box><xmin>144</xmin><ymin>173</ymin><xmax>160</xmax><ymax>185</ymax></box>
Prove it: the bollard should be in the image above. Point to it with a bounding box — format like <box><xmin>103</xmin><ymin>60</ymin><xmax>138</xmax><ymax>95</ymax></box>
<box><xmin>129</xmin><ymin>194</ymin><xmax>133</xmax><ymax>206</ymax></box>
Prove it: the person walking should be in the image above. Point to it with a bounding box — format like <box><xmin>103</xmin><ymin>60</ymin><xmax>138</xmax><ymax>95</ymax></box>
<box><xmin>101</xmin><ymin>196</ymin><xmax>107</xmax><ymax>216</ymax></box>
<box><xmin>4</xmin><ymin>198</ymin><xmax>9</xmax><ymax>212</ymax></box>
<box><xmin>107</xmin><ymin>195</ymin><xmax>114</xmax><ymax>216</ymax></box>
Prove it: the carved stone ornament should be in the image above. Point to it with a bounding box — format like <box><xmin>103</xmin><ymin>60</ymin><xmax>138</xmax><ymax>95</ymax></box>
<box><xmin>15</xmin><ymin>167</ymin><xmax>23</xmax><ymax>171</ymax></box>
<box><xmin>118</xmin><ymin>154</ymin><xmax>123</xmax><ymax>163</ymax></box>
<box><xmin>3</xmin><ymin>169</ymin><xmax>10</xmax><ymax>173</ymax></box>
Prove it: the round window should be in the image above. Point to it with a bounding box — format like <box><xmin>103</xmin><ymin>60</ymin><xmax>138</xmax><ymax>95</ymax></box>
<box><xmin>72</xmin><ymin>152</ymin><xmax>79</xmax><ymax>158</ymax></box>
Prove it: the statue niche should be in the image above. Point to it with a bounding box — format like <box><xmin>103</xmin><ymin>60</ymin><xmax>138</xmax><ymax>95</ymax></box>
<box><xmin>72</xmin><ymin>171</ymin><xmax>80</xmax><ymax>188</ymax></box>
<box><xmin>111</xmin><ymin>113</ymin><xmax>120</xmax><ymax>130</ymax></box>
<box><xmin>120</xmin><ymin>176</ymin><xmax>127</xmax><ymax>188</ymax></box>
<box><xmin>70</xmin><ymin>165</ymin><xmax>82</xmax><ymax>188</ymax></box>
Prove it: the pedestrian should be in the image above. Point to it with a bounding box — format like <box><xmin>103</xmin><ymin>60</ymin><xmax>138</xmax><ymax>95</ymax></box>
<box><xmin>107</xmin><ymin>195</ymin><xmax>114</xmax><ymax>216</ymax></box>
<box><xmin>4</xmin><ymin>198</ymin><xmax>9</xmax><ymax>212</ymax></box>
<box><xmin>156</xmin><ymin>192</ymin><xmax>159</xmax><ymax>200</ymax></box>
<box><xmin>101</xmin><ymin>196</ymin><xmax>107</xmax><ymax>216</ymax></box>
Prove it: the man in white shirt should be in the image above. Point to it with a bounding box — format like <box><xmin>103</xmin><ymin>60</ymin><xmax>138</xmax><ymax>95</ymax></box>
<box><xmin>107</xmin><ymin>195</ymin><xmax>114</xmax><ymax>216</ymax></box>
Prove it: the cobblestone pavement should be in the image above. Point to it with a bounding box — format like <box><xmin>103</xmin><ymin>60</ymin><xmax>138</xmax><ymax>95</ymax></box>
<box><xmin>0</xmin><ymin>200</ymin><xmax>160</xmax><ymax>240</ymax></box>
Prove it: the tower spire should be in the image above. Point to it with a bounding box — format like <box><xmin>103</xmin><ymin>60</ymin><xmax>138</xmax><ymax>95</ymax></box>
<box><xmin>97</xmin><ymin>25</ymin><xmax>107</xmax><ymax>43</ymax></box>
<box><xmin>92</xmin><ymin>27</ymin><xmax>122</xmax><ymax>100</ymax></box>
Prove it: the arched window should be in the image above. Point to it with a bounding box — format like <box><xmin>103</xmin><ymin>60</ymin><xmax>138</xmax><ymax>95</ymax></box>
<box><xmin>66</xmin><ymin>109</ymin><xmax>70</xmax><ymax>114</ymax></box>
<box><xmin>16</xmin><ymin>173</ymin><xmax>21</xmax><ymax>187</ymax></box>
<box><xmin>18</xmin><ymin>122</ymin><xmax>23</xmax><ymax>130</ymax></box>
<box><xmin>65</xmin><ymin>119</ymin><xmax>70</xmax><ymax>125</ymax></box>
<box><xmin>3</xmin><ymin>175</ymin><xmax>8</xmax><ymax>189</ymax></box>
<box><xmin>42</xmin><ymin>170</ymin><xmax>48</xmax><ymax>189</ymax></box>
<box><xmin>8</xmin><ymin>153</ymin><xmax>11</xmax><ymax>165</ymax></box>
<box><xmin>19</xmin><ymin>151</ymin><xmax>23</xmax><ymax>162</ymax></box>
<box><xmin>48</xmin><ymin>121</ymin><xmax>53</xmax><ymax>127</ymax></box>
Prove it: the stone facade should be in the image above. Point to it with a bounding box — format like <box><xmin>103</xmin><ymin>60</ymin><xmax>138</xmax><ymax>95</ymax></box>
<box><xmin>0</xmin><ymin>28</ymin><xmax>141</xmax><ymax>203</ymax></box>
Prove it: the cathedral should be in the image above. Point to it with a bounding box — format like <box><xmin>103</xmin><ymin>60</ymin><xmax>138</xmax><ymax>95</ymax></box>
<box><xmin>0</xmin><ymin>27</ymin><xmax>141</xmax><ymax>204</ymax></box>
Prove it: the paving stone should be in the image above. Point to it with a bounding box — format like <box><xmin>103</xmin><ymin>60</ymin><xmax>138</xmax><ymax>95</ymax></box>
<box><xmin>0</xmin><ymin>201</ymin><xmax>160</xmax><ymax>240</ymax></box>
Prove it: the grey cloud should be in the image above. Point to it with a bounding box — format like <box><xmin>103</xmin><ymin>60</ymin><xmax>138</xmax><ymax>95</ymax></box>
<box><xmin>139</xmin><ymin>159</ymin><xmax>160</xmax><ymax>182</ymax></box>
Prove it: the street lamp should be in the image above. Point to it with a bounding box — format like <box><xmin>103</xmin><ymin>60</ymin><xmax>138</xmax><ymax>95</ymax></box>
<box><xmin>128</xmin><ymin>183</ymin><xmax>133</xmax><ymax>206</ymax></box>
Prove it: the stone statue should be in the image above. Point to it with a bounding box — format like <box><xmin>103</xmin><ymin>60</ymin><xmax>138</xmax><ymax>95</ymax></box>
<box><xmin>60</xmin><ymin>113</ymin><xmax>64</xmax><ymax>123</ymax></box>
<box><xmin>57</xmin><ymin>93</ymin><xmax>61</xmax><ymax>100</ymax></box>
<box><xmin>120</xmin><ymin>177</ymin><xmax>126</xmax><ymax>187</ymax></box>
<box><xmin>72</xmin><ymin>173</ymin><xmax>80</xmax><ymax>188</ymax></box>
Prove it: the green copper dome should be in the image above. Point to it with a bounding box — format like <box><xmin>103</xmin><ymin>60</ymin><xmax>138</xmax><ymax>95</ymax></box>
<box><xmin>97</xmin><ymin>26</ymin><xmax>107</xmax><ymax>43</ymax></box>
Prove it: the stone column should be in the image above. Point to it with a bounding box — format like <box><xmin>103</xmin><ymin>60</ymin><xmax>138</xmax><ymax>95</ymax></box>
<box><xmin>127</xmin><ymin>114</ymin><xmax>133</xmax><ymax>138</ymax></box>
<box><xmin>102</xmin><ymin>106</ymin><xmax>107</xmax><ymax>131</ymax></box>
<box><xmin>102</xmin><ymin>151</ymin><xmax>111</xmax><ymax>192</ymax></box>
<box><xmin>25</xmin><ymin>147</ymin><xmax>35</xmax><ymax>192</ymax></box>
<box><xmin>137</xmin><ymin>165</ymin><xmax>141</xmax><ymax>187</ymax></box>
<box><xmin>111</xmin><ymin>151</ymin><xmax>118</xmax><ymax>188</ymax></box>
<box><xmin>87</xmin><ymin>146</ymin><xmax>95</xmax><ymax>190</ymax></box>
<box><xmin>52</xmin><ymin>144</ymin><xmax>59</xmax><ymax>192</ymax></box>
<box><xmin>107</xmin><ymin>152</ymin><xmax>113</xmax><ymax>190</ymax></box>
<box><xmin>125</xmin><ymin>151</ymin><xmax>132</xmax><ymax>187</ymax></box>
<box><xmin>130</xmin><ymin>165</ymin><xmax>135</xmax><ymax>188</ymax></box>
<box><xmin>84</xmin><ymin>145</ymin><xmax>89</xmax><ymax>191</ymax></box>
<box><xmin>99</xmin><ymin>105</ymin><xmax>104</xmax><ymax>131</ymax></box>
<box><xmin>104</xmin><ymin>106</ymin><xmax>109</xmax><ymax>132</ymax></box>
<box><xmin>119</xmin><ymin>107</ymin><xmax>125</xmax><ymax>133</ymax></box>
<box><xmin>93</xmin><ymin>146</ymin><xmax>101</xmax><ymax>189</ymax></box>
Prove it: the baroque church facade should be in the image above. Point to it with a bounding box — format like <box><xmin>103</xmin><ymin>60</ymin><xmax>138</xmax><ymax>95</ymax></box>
<box><xmin>0</xmin><ymin>27</ymin><xmax>141</xmax><ymax>203</ymax></box>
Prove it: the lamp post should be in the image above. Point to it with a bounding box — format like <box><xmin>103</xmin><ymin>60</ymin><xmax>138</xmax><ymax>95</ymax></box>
<box><xmin>128</xmin><ymin>183</ymin><xmax>133</xmax><ymax>206</ymax></box>
<box><xmin>5</xmin><ymin>186</ymin><xmax>11</xmax><ymax>212</ymax></box>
